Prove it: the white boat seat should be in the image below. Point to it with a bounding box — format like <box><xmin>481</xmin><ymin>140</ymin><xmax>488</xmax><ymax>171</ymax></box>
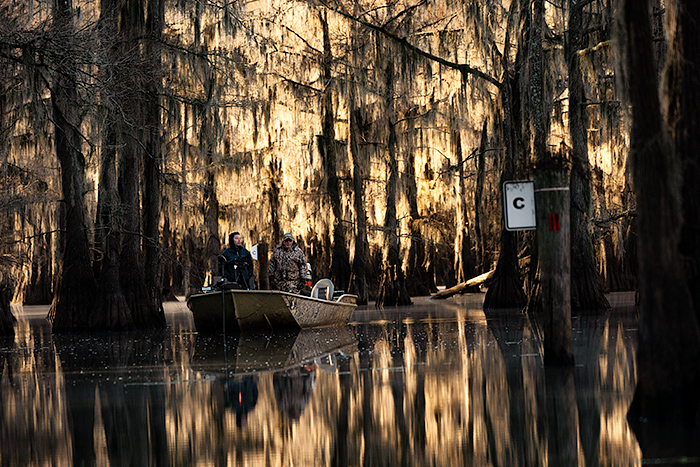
<box><xmin>311</xmin><ymin>278</ymin><xmax>334</xmax><ymax>301</ymax></box>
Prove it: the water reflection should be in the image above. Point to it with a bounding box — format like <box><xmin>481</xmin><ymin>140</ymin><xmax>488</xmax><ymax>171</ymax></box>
<box><xmin>0</xmin><ymin>296</ymin><xmax>642</xmax><ymax>465</ymax></box>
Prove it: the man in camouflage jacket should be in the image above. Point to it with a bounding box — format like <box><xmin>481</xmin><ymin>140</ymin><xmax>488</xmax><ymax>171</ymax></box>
<box><xmin>268</xmin><ymin>232</ymin><xmax>308</xmax><ymax>294</ymax></box>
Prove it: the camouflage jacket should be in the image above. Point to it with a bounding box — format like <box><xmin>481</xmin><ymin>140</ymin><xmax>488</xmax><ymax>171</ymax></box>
<box><xmin>268</xmin><ymin>242</ymin><xmax>307</xmax><ymax>293</ymax></box>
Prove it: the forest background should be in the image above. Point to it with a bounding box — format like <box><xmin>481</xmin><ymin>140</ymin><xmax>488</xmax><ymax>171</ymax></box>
<box><xmin>0</xmin><ymin>0</ymin><xmax>654</xmax><ymax>328</ymax></box>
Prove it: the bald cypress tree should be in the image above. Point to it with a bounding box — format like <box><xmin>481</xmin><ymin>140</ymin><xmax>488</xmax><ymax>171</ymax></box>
<box><xmin>621</xmin><ymin>0</ymin><xmax>700</xmax><ymax>424</ymax></box>
<box><xmin>48</xmin><ymin>0</ymin><xmax>99</xmax><ymax>331</ymax></box>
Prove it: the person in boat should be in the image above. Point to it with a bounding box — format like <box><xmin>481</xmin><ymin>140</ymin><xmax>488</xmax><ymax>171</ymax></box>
<box><xmin>218</xmin><ymin>232</ymin><xmax>255</xmax><ymax>289</ymax></box>
<box><xmin>268</xmin><ymin>232</ymin><xmax>308</xmax><ymax>294</ymax></box>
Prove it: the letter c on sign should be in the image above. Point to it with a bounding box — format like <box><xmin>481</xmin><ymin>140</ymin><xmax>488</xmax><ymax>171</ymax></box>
<box><xmin>513</xmin><ymin>197</ymin><xmax>525</xmax><ymax>209</ymax></box>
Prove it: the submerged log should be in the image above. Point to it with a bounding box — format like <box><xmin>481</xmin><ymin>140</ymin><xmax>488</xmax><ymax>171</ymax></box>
<box><xmin>430</xmin><ymin>269</ymin><xmax>495</xmax><ymax>300</ymax></box>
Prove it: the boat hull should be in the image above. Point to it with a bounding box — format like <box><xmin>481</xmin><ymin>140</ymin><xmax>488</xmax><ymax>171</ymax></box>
<box><xmin>186</xmin><ymin>289</ymin><xmax>357</xmax><ymax>332</ymax></box>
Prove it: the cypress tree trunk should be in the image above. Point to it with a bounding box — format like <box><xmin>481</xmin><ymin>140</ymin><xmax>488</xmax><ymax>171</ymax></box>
<box><xmin>534</xmin><ymin>157</ymin><xmax>573</xmax><ymax>366</ymax></box>
<box><xmin>142</xmin><ymin>0</ymin><xmax>165</xmax><ymax>323</ymax></box>
<box><xmin>669</xmin><ymin>0</ymin><xmax>700</xmax><ymax>324</ymax></box>
<box><xmin>349</xmin><ymin>99</ymin><xmax>369</xmax><ymax>305</ymax></box>
<box><xmin>474</xmin><ymin>120</ymin><xmax>487</xmax><ymax>271</ymax></box>
<box><xmin>116</xmin><ymin>0</ymin><xmax>163</xmax><ymax>329</ymax></box>
<box><xmin>483</xmin><ymin>3</ymin><xmax>527</xmax><ymax>310</ymax></box>
<box><xmin>346</xmin><ymin>7</ymin><xmax>368</xmax><ymax>305</ymax></box>
<box><xmin>376</xmin><ymin>50</ymin><xmax>411</xmax><ymax>308</ymax></box>
<box><xmin>205</xmin><ymin>154</ymin><xmax>220</xmax><ymax>279</ymax></box>
<box><xmin>452</xmin><ymin>121</ymin><xmax>476</xmax><ymax>284</ymax></box>
<box><xmin>568</xmin><ymin>0</ymin><xmax>610</xmax><ymax>313</ymax></box>
<box><xmin>321</xmin><ymin>11</ymin><xmax>350</xmax><ymax>292</ymax></box>
<box><xmin>48</xmin><ymin>0</ymin><xmax>99</xmax><ymax>330</ymax></box>
<box><xmin>0</xmin><ymin>279</ymin><xmax>14</xmax><ymax>337</ymax></box>
<box><xmin>91</xmin><ymin>0</ymin><xmax>133</xmax><ymax>330</ymax></box>
<box><xmin>526</xmin><ymin>0</ymin><xmax>573</xmax><ymax>365</ymax></box>
<box><xmin>404</xmin><ymin>109</ymin><xmax>433</xmax><ymax>296</ymax></box>
<box><xmin>622</xmin><ymin>0</ymin><xmax>700</xmax><ymax>424</ymax></box>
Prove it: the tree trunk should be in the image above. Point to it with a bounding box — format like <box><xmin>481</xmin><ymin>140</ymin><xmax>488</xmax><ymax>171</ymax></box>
<box><xmin>48</xmin><ymin>0</ymin><xmax>99</xmax><ymax>331</ymax></box>
<box><xmin>376</xmin><ymin>49</ymin><xmax>411</xmax><ymax>308</ymax></box>
<box><xmin>142</xmin><ymin>0</ymin><xmax>165</xmax><ymax>323</ymax></box>
<box><xmin>321</xmin><ymin>11</ymin><xmax>350</xmax><ymax>292</ymax></box>
<box><xmin>91</xmin><ymin>0</ymin><xmax>133</xmax><ymax>330</ymax></box>
<box><xmin>404</xmin><ymin>109</ymin><xmax>433</xmax><ymax>296</ymax></box>
<box><xmin>483</xmin><ymin>4</ymin><xmax>527</xmax><ymax>310</ymax></box>
<box><xmin>621</xmin><ymin>0</ymin><xmax>700</xmax><ymax>424</ymax></box>
<box><xmin>0</xmin><ymin>279</ymin><xmax>14</xmax><ymax>337</ymax></box>
<box><xmin>523</xmin><ymin>0</ymin><xmax>573</xmax><ymax>365</ymax></box>
<box><xmin>533</xmin><ymin>159</ymin><xmax>573</xmax><ymax>366</ymax></box>
<box><xmin>474</xmin><ymin>120</ymin><xmax>487</xmax><ymax>271</ymax></box>
<box><xmin>669</xmin><ymin>1</ymin><xmax>700</xmax><ymax>325</ymax></box>
<box><xmin>94</xmin><ymin>114</ymin><xmax>133</xmax><ymax>329</ymax></box>
<box><xmin>116</xmin><ymin>0</ymin><xmax>164</xmax><ymax>329</ymax></box>
<box><xmin>452</xmin><ymin>117</ymin><xmax>476</xmax><ymax>284</ymax></box>
<box><xmin>568</xmin><ymin>0</ymin><xmax>610</xmax><ymax>313</ymax></box>
<box><xmin>348</xmin><ymin>101</ymin><xmax>369</xmax><ymax>305</ymax></box>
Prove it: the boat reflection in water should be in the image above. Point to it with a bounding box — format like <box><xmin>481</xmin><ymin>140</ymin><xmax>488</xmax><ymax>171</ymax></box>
<box><xmin>0</xmin><ymin>296</ymin><xmax>646</xmax><ymax>466</ymax></box>
<box><xmin>196</xmin><ymin>326</ymin><xmax>355</xmax><ymax>430</ymax></box>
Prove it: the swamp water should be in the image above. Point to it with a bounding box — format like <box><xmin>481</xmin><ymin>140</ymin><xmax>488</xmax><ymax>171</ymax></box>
<box><xmin>1</xmin><ymin>293</ymin><xmax>643</xmax><ymax>465</ymax></box>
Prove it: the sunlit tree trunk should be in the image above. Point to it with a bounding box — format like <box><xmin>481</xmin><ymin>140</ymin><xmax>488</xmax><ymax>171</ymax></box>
<box><xmin>48</xmin><ymin>0</ymin><xmax>99</xmax><ymax>330</ymax></box>
<box><xmin>568</xmin><ymin>0</ymin><xmax>610</xmax><ymax>313</ymax></box>
<box><xmin>474</xmin><ymin>120</ymin><xmax>487</xmax><ymax>271</ymax></box>
<box><xmin>452</xmin><ymin>116</ymin><xmax>476</xmax><ymax>285</ymax></box>
<box><xmin>376</xmin><ymin>44</ymin><xmax>411</xmax><ymax>308</ymax></box>
<box><xmin>321</xmin><ymin>11</ymin><xmax>350</xmax><ymax>292</ymax></box>
<box><xmin>404</xmin><ymin>109</ymin><xmax>433</xmax><ymax>296</ymax></box>
<box><xmin>621</xmin><ymin>0</ymin><xmax>700</xmax><ymax>424</ymax></box>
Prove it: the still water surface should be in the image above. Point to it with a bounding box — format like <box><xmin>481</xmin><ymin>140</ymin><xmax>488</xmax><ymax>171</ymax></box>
<box><xmin>1</xmin><ymin>294</ymin><xmax>641</xmax><ymax>466</ymax></box>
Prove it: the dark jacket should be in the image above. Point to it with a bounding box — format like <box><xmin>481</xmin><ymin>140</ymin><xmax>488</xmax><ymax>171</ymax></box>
<box><xmin>221</xmin><ymin>245</ymin><xmax>254</xmax><ymax>285</ymax></box>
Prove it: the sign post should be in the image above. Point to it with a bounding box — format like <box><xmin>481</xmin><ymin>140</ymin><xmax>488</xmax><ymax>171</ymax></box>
<box><xmin>503</xmin><ymin>181</ymin><xmax>536</xmax><ymax>231</ymax></box>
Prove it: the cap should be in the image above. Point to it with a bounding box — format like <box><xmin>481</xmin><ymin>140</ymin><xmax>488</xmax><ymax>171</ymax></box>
<box><xmin>283</xmin><ymin>232</ymin><xmax>294</xmax><ymax>241</ymax></box>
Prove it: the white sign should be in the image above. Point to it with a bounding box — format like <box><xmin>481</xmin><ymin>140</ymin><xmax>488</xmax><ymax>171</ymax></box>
<box><xmin>503</xmin><ymin>181</ymin><xmax>536</xmax><ymax>231</ymax></box>
<box><xmin>250</xmin><ymin>244</ymin><xmax>258</xmax><ymax>261</ymax></box>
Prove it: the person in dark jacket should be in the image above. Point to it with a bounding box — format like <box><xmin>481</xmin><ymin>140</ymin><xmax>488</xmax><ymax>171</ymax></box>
<box><xmin>268</xmin><ymin>232</ymin><xmax>308</xmax><ymax>293</ymax></box>
<box><xmin>219</xmin><ymin>232</ymin><xmax>255</xmax><ymax>289</ymax></box>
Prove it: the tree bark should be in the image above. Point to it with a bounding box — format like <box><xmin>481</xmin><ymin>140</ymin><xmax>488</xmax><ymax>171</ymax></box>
<box><xmin>474</xmin><ymin>120</ymin><xmax>487</xmax><ymax>271</ymax></box>
<box><xmin>621</xmin><ymin>0</ymin><xmax>700</xmax><ymax>424</ymax></box>
<box><xmin>117</xmin><ymin>0</ymin><xmax>163</xmax><ymax>329</ymax></box>
<box><xmin>533</xmin><ymin>159</ymin><xmax>573</xmax><ymax>366</ymax></box>
<box><xmin>524</xmin><ymin>0</ymin><xmax>573</xmax><ymax>366</ymax></box>
<box><xmin>668</xmin><ymin>1</ymin><xmax>700</xmax><ymax>325</ymax></box>
<box><xmin>321</xmin><ymin>11</ymin><xmax>351</xmax><ymax>292</ymax></box>
<box><xmin>0</xmin><ymin>278</ymin><xmax>14</xmax><ymax>336</ymax></box>
<box><xmin>483</xmin><ymin>2</ymin><xmax>527</xmax><ymax>310</ymax></box>
<box><xmin>376</xmin><ymin>46</ymin><xmax>411</xmax><ymax>308</ymax></box>
<box><xmin>91</xmin><ymin>0</ymin><xmax>134</xmax><ymax>330</ymax></box>
<box><xmin>348</xmin><ymin>98</ymin><xmax>369</xmax><ymax>305</ymax></box>
<box><xmin>142</xmin><ymin>0</ymin><xmax>165</xmax><ymax>324</ymax></box>
<box><xmin>48</xmin><ymin>0</ymin><xmax>99</xmax><ymax>331</ymax></box>
<box><xmin>452</xmin><ymin>114</ymin><xmax>476</xmax><ymax>284</ymax></box>
<box><xmin>568</xmin><ymin>0</ymin><xmax>610</xmax><ymax>313</ymax></box>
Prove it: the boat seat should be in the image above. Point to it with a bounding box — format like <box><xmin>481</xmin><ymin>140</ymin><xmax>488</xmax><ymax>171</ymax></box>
<box><xmin>311</xmin><ymin>278</ymin><xmax>334</xmax><ymax>301</ymax></box>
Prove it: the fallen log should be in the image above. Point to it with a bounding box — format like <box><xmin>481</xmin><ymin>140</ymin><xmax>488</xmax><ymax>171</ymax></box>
<box><xmin>430</xmin><ymin>269</ymin><xmax>495</xmax><ymax>300</ymax></box>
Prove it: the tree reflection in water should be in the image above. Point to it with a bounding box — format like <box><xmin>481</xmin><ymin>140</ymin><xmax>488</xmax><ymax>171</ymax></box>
<box><xmin>0</xmin><ymin>296</ymin><xmax>643</xmax><ymax>465</ymax></box>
